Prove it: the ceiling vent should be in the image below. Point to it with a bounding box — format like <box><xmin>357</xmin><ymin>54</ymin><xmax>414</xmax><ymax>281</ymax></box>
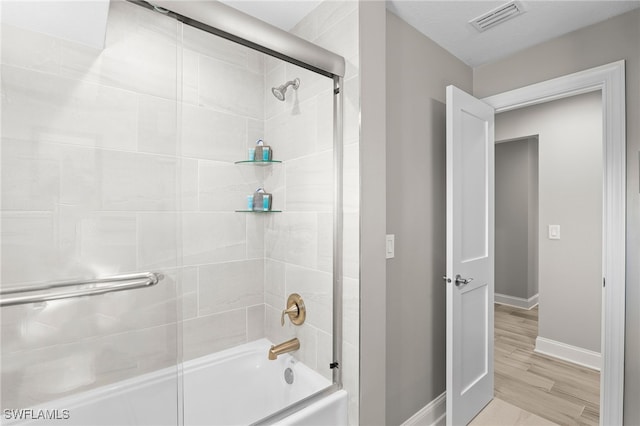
<box><xmin>469</xmin><ymin>1</ymin><xmax>526</xmax><ymax>32</ymax></box>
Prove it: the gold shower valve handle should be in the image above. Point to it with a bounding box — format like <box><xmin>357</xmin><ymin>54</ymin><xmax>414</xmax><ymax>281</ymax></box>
<box><xmin>280</xmin><ymin>293</ymin><xmax>306</xmax><ymax>326</ymax></box>
<box><xmin>280</xmin><ymin>304</ymin><xmax>298</xmax><ymax>326</ymax></box>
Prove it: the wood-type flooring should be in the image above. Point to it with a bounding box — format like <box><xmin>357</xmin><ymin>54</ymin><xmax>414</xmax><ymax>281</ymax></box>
<box><xmin>470</xmin><ymin>398</ymin><xmax>556</xmax><ymax>426</ymax></box>
<box><xmin>493</xmin><ymin>304</ymin><xmax>600</xmax><ymax>425</ymax></box>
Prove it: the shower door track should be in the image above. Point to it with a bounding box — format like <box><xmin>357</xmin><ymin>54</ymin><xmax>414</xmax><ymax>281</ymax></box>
<box><xmin>125</xmin><ymin>1</ymin><xmax>346</xmax><ymax>424</ymax></box>
<box><xmin>127</xmin><ymin>0</ymin><xmax>345</xmax><ymax>79</ymax></box>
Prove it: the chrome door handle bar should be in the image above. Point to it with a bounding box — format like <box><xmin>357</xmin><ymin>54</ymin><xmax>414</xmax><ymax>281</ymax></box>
<box><xmin>454</xmin><ymin>275</ymin><xmax>473</xmax><ymax>286</ymax></box>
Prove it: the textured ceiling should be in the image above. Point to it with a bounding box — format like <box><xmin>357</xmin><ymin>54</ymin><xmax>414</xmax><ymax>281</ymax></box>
<box><xmin>222</xmin><ymin>0</ymin><xmax>640</xmax><ymax>68</ymax></box>
<box><xmin>385</xmin><ymin>1</ymin><xmax>640</xmax><ymax>67</ymax></box>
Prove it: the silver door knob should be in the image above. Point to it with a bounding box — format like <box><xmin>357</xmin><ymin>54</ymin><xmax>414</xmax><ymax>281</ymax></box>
<box><xmin>455</xmin><ymin>274</ymin><xmax>473</xmax><ymax>286</ymax></box>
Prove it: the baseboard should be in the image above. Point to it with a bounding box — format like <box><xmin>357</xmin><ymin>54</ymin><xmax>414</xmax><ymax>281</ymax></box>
<box><xmin>535</xmin><ymin>336</ymin><xmax>601</xmax><ymax>371</ymax></box>
<box><xmin>401</xmin><ymin>392</ymin><xmax>446</xmax><ymax>426</ymax></box>
<box><xmin>494</xmin><ymin>293</ymin><xmax>539</xmax><ymax>310</ymax></box>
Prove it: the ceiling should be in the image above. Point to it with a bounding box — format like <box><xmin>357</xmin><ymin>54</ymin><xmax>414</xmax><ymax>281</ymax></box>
<box><xmin>1</xmin><ymin>0</ymin><xmax>111</xmax><ymax>49</ymax></box>
<box><xmin>219</xmin><ymin>0</ymin><xmax>322</xmax><ymax>31</ymax></box>
<box><xmin>386</xmin><ymin>1</ymin><xmax>640</xmax><ymax>67</ymax></box>
<box><xmin>221</xmin><ymin>0</ymin><xmax>640</xmax><ymax>68</ymax></box>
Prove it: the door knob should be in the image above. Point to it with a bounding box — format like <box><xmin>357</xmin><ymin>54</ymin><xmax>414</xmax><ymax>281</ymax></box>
<box><xmin>455</xmin><ymin>274</ymin><xmax>473</xmax><ymax>286</ymax></box>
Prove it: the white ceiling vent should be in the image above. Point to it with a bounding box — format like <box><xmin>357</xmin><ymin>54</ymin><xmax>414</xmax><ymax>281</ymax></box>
<box><xmin>469</xmin><ymin>1</ymin><xmax>526</xmax><ymax>32</ymax></box>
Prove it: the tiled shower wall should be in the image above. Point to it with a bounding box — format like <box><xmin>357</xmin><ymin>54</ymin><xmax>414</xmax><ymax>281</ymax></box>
<box><xmin>284</xmin><ymin>2</ymin><xmax>360</xmax><ymax>424</ymax></box>
<box><xmin>0</xmin><ymin>0</ymin><xmax>268</xmax><ymax>408</ymax></box>
<box><xmin>1</xmin><ymin>1</ymin><xmax>360</xmax><ymax>422</ymax></box>
<box><xmin>176</xmin><ymin>14</ymin><xmax>269</xmax><ymax>361</ymax></box>
<box><xmin>1</xmin><ymin>1</ymin><xmax>182</xmax><ymax>409</ymax></box>
<box><xmin>262</xmin><ymin>48</ymin><xmax>336</xmax><ymax>372</ymax></box>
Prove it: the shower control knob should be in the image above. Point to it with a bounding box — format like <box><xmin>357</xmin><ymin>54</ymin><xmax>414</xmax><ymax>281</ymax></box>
<box><xmin>281</xmin><ymin>304</ymin><xmax>298</xmax><ymax>326</ymax></box>
<box><xmin>281</xmin><ymin>293</ymin><xmax>306</xmax><ymax>326</ymax></box>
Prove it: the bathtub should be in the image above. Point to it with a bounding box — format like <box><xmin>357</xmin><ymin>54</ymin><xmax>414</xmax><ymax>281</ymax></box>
<box><xmin>3</xmin><ymin>339</ymin><xmax>347</xmax><ymax>426</ymax></box>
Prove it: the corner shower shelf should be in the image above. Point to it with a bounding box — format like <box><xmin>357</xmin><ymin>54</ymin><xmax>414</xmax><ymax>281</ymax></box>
<box><xmin>234</xmin><ymin>160</ymin><xmax>282</xmax><ymax>165</ymax></box>
<box><xmin>235</xmin><ymin>210</ymin><xmax>282</xmax><ymax>213</ymax></box>
<box><xmin>235</xmin><ymin>159</ymin><xmax>281</xmax><ymax>213</ymax></box>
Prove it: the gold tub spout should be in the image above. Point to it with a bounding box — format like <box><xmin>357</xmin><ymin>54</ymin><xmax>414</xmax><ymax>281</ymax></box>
<box><xmin>268</xmin><ymin>337</ymin><xmax>300</xmax><ymax>360</ymax></box>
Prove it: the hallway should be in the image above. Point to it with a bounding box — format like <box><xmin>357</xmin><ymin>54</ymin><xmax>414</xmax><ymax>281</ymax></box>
<box><xmin>492</xmin><ymin>304</ymin><xmax>600</xmax><ymax>425</ymax></box>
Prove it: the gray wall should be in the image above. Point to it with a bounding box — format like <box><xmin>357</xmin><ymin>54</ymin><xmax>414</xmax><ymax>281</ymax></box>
<box><xmin>373</xmin><ymin>7</ymin><xmax>638</xmax><ymax>425</ymax></box>
<box><xmin>475</xmin><ymin>9</ymin><xmax>639</xmax><ymax>422</ymax></box>
<box><xmin>527</xmin><ymin>139</ymin><xmax>539</xmax><ymax>302</ymax></box>
<box><xmin>359</xmin><ymin>2</ymin><xmax>387</xmax><ymax>425</ymax></box>
<box><xmin>385</xmin><ymin>10</ymin><xmax>472</xmax><ymax>425</ymax></box>
<box><xmin>496</xmin><ymin>92</ymin><xmax>602</xmax><ymax>353</ymax></box>
<box><xmin>495</xmin><ymin>138</ymin><xmax>539</xmax><ymax>300</ymax></box>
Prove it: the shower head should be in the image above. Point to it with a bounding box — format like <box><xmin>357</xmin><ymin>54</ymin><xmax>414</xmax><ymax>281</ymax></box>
<box><xmin>271</xmin><ymin>78</ymin><xmax>300</xmax><ymax>102</ymax></box>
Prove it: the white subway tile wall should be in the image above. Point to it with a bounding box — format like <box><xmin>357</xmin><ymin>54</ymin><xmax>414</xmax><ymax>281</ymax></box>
<box><xmin>1</xmin><ymin>0</ymin><xmax>360</xmax><ymax>423</ymax></box>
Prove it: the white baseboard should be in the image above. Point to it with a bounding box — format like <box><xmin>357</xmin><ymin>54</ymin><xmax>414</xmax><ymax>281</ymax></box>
<box><xmin>494</xmin><ymin>293</ymin><xmax>539</xmax><ymax>310</ymax></box>
<box><xmin>401</xmin><ymin>392</ymin><xmax>446</xmax><ymax>426</ymax></box>
<box><xmin>535</xmin><ymin>336</ymin><xmax>601</xmax><ymax>371</ymax></box>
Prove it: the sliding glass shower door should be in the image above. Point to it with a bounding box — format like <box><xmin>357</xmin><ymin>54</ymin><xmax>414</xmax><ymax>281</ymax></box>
<box><xmin>0</xmin><ymin>1</ymin><xmax>182</xmax><ymax>424</ymax></box>
<box><xmin>1</xmin><ymin>0</ymin><xmax>347</xmax><ymax>424</ymax></box>
<box><xmin>174</xmin><ymin>17</ymin><xmax>339</xmax><ymax>424</ymax></box>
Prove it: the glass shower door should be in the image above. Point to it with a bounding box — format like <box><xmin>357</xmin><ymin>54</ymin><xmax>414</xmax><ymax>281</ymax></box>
<box><xmin>0</xmin><ymin>1</ymin><xmax>182</xmax><ymax>424</ymax></box>
<box><xmin>174</xmin><ymin>13</ymin><xmax>339</xmax><ymax>424</ymax></box>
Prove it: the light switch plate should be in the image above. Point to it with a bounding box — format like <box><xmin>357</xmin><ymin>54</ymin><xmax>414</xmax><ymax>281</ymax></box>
<box><xmin>548</xmin><ymin>225</ymin><xmax>560</xmax><ymax>240</ymax></box>
<box><xmin>386</xmin><ymin>234</ymin><xmax>395</xmax><ymax>259</ymax></box>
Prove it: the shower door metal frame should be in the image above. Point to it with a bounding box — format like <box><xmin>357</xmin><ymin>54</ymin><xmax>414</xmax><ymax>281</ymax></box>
<box><xmin>128</xmin><ymin>0</ymin><xmax>345</xmax><ymax>78</ymax></box>
<box><xmin>126</xmin><ymin>1</ymin><xmax>346</xmax><ymax>423</ymax></box>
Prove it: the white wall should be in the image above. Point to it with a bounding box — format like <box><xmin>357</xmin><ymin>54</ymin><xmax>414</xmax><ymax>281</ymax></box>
<box><xmin>495</xmin><ymin>91</ymin><xmax>602</xmax><ymax>353</ymax></box>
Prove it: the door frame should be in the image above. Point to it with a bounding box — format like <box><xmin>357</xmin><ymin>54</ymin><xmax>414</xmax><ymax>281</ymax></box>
<box><xmin>482</xmin><ymin>60</ymin><xmax>626</xmax><ymax>426</ymax></box>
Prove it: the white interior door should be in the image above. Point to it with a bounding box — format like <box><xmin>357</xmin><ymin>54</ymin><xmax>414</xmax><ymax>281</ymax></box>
<box><xmin>446</xmin><ymin>85</ymin><xmax>495</xmax><ymax>426</ymax></box>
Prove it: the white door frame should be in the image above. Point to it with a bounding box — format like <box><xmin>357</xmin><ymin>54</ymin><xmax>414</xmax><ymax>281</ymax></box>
<box><xmin>482</xmin><ymin>60</ymin><xmax>626</xmax><ymax>426</ymax></box>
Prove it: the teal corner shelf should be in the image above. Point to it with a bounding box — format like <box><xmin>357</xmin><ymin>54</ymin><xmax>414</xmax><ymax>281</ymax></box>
<box><xmin>234</xmin><ymin>160</ymin><xmax>282</xmax><ymax>165</ymax></box>
<box><xmin>235</xmin><ymin>210</ymin><xmax>282</xmax><ymax>213</ymax></box>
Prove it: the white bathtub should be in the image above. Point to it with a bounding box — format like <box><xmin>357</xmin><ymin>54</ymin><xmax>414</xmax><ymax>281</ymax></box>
<box><xmin>4</xmin><ymin>339</ymin><xmax>347</xmax><ymax>426</ymax></box>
